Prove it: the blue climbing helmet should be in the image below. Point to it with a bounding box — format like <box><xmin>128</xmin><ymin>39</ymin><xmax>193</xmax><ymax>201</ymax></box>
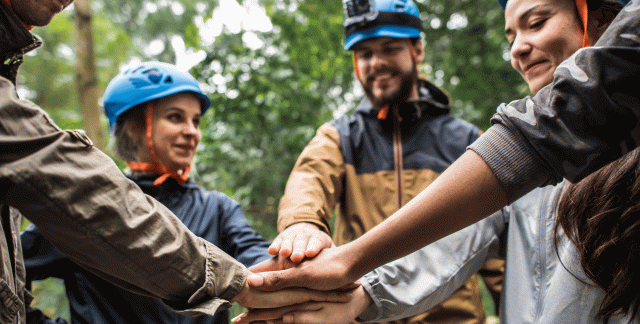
<box><xmin>343</xmin><ymin>0</ymin><xmax>423</xmax><ymax>50</ymax></box>
<box><xmin>103</xmin><ymin>62</ymin><xmax>211</xmax><ymax>131</ymax></box>
<box><xmin>497</xmin><ymin>0</ymin><xmax>629</xmax><ymax>9</ymax></box>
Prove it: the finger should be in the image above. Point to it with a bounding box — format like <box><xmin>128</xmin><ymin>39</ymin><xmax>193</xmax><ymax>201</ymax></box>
<box><xmin>304</xmin><ymin>236</ymin><xmax>326</xmax><ymax>258</ymax></box>
<box><xmin>264</xmin><ymin>288</ymin><xmax>351</xmax><ymax>306</ymax></box>
<box><xmin>281</xmin><ymin>305</ymin><xmax>330</xmax><ymax>324</ymax></box>
<box><xmin>235</xmin><ymin>303</ymin><xmax>325</xmax><ymax>324</ymax></box>
<box><xmin>232</xmin><ymin>307</ymin><xmax>296</xmax><ymax>323</ymax></box>
<box><xmin>248</xmin><ymin>256</ymin><xmax>278</xmax><ymax>273</ymax></box>
<box><xmin>278</xmin><ymin>236</ymin><xmax>294</xmax><ymax>259</ymax></box>
<box><xmin>268</xmin><ymin>236</ymin><xmax>283</xmax><ymax>256</ymax></box>
<box><xmin>246</xmin><ymin>286</ymin><xmax>353</xmax><ymax>308</ymax></box>
<box><xmin>250</xmin><ymin>269</ymin><xmax>296</xmax><ymax>291</ymax></box>
<box><xmin>336</xmin><ymin>280</ymin><xmax>361</xmax><ymax>291</ymax></box>
<box><xmin>290</xmin><ymin>235</ymin><xmax>310</xmax><ymax>263</ymax></box>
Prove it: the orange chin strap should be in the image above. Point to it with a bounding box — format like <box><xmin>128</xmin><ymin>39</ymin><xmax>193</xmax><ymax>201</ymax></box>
<box><xmin>354</xmin><ymin>38</ymin><xmax>417</xmax><ymax>121</ymax></box>
<box><xmin>126</xmin><ymin>101</ymin><xmax>190</xmax><ymax>186</ymax></box>
<box><xmin>3</xmin><ymin>0</ymin><xmax>34</xmax><ymax>30</ymax></box>
<box><xmin>576</xmin><ymin>0</ymin><xmax>590</xmax><ymax>47</ymax></box>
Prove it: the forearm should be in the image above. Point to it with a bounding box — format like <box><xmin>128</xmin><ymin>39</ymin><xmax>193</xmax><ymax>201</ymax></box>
<box><xmin>340</xmin><ymin>150</ymin><xmax>508</xmax><ymax>281</ymax></box>
<box><xmin>358</xmin><ymin>210</ymin><xmax>505</xmax><ymax>321</ymax></box>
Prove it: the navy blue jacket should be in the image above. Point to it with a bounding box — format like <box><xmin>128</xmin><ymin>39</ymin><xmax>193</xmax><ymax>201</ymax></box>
<box><xmin>22</xmin><ymin>175</ymin><xmax>271</xmax><ymax>324</ymax></box>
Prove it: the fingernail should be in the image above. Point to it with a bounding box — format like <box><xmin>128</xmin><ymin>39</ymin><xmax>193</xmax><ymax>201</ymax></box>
<box><xmin>248</xmin><ymin>273</ymin><xmax>264</xmax><ymax>286</ymax></box>
<box><xmin>231</xmin><ymin>314</ymin><xmax>241</xmax><ymax>323</ymax></box>
<box><xmin>283</xmin><ymin>315</ymin><xmax>294</xmax><ymax>323</ymax></box>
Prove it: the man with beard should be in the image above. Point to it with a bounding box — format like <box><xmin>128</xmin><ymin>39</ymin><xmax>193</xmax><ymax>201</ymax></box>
<box><xmin>267</xmin><ymin>0</ymin><xmax>500</xmax><ymax>323</ymax></box>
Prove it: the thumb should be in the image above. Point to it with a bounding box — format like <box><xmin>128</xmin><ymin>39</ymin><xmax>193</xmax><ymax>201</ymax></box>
<box><xmin>246</xmin><ymin>272</ymin><xmax>264</xmax><ymax>287</ymax></box>
<box><xmin>247</xmin><ymin>269</ymin><xmax>299</xmax><ymax>291</ymax></box>
<box><xmin>249</xmin><ymin>255</ymin><xmax>298</xmax><ymax>273</ymax></box>
<box><xmin>248</xmin><ymin>256</ymin><xmax>278</xmax><ymax>273</ymax></box>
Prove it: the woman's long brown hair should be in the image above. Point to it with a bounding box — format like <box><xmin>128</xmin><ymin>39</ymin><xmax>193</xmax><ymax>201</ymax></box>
<box><xmin>556</xmin><ymin>149</ymin><xmax>640</xmax><ymax>322</ymax></box>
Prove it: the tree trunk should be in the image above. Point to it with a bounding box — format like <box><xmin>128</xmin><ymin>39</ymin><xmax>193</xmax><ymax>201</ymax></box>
<box><xmin>74</xmin><ymin>0</ymin><xmax>105</xmax><ymax>151</ymax></box>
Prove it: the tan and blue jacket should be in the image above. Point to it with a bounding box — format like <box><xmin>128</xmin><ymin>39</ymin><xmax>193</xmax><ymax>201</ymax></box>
<box><xmin>278</xmin><ymin>79</ymin><xmax>488</xmax><ymax>324</ymax></box>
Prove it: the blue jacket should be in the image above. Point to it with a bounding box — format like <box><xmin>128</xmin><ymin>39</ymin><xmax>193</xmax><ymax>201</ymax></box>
<box><xmin>21</xmin><ymin>175</ymin><xmax>271</xmax><ymax>324</ymax></box>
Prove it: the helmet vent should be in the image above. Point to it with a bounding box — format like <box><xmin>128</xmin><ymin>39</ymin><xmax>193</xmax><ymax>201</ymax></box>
<box><xmin>131</xmin><ymin>66</ymin><xmax>145</xmax><ymax>74</ymax></box>
<box><xmin>143</xmin><ymin>69</ymin><xmax>163</xmax><ymax>84</ymax></box>
<box><xmin>164</xmin><ymin>76</ymin><xmax>173</xmax><ymax>84</ymax></box>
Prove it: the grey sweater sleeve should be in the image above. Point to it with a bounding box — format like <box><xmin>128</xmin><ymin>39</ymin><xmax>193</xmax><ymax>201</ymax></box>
<box><xmin>469</xmin><ymin>1</ymin><xmax>640</xmax><ymax>203</ymax></box>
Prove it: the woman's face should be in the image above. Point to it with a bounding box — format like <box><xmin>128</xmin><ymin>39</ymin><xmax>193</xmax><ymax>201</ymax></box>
<box><xmin>505</xmin><ymin>0</ymin><xmax>584</xmax><ymax>94</ymax></box>
<box><xmin>134</xmin><ymin>92</ymin><xmax>202</xmax><ymax>170</ymax></box>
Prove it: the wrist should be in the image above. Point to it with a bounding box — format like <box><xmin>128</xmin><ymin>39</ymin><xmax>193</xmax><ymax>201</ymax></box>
<box><xmin>336</xmin><ymin>242</ymin><xmax>366</xmax><ymax>282</ymax></box>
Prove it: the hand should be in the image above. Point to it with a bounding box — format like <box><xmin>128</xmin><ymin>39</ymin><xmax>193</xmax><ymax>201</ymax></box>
<box><xmin>249</xmin><ymin>254</ymin><xmax>298</xmax><ymax>273</ymax></box>
<box><xmin>231</xmin><ymin>286</ymin><xmax>372</xmax><ymax>324</ymax></box>
<box><xmin>231</xmin><ymin>270</ymin><xmax>353</xmax><ymax>309</ymax></box>
<box><xmin>268</xmin><ymin>223</ymin><xmax>334</xmax><ymax>263</ymax></box>
<box><xmin>247</xmin><ymin>246</ymin><xmax>359</xmax><ymax>292</ymax></box>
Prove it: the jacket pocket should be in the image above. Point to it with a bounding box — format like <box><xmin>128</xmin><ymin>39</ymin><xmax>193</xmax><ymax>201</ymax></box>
<box><xmin>0</xmin><ymin>278</ymin><xmax>22</xmax><ymax>323</ymax></box>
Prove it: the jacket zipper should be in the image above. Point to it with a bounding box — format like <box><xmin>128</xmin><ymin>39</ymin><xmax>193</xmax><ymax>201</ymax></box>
<box><xmin>393</xmin><ymin>110</ymin><xmax>403</xmax><ymax>209</ymax></box>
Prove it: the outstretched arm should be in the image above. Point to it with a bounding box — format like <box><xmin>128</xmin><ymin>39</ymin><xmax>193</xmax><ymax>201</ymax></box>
<box><xmin>249</xmin><ymin>151</ymin><xmax>507</xmax><ymax>290</ymax></box>
<box><xmin>249</xmin><ymin>2</ymin><xmax>640</xmax><ymax>291</ymax></box>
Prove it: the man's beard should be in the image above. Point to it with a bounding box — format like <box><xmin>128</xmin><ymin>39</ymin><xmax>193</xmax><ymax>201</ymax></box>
<box><xmin>362</xmin><ymin>64</ymin><xmax>418</xmax><ymax>110</ymax></box>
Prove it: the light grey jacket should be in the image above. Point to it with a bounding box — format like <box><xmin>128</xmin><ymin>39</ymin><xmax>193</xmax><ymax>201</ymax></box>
<box><xmin>358</xmin><ymin>184</ymin><xmax>637</xmax><ymax>324</ymax></box>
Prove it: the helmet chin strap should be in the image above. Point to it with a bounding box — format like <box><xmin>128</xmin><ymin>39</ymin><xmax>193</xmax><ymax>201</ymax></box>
<box><xmin>126</xmin><ymin>101</ymin><xmax>190</xmax><ymax>186</ymax></box>
<box><xmin>353</xmin><ymin>38</ymin><xmax>418</xmax><ymax>121</ymax></box>
<box><xmin>576</xmin><ymin>0</ymin><xmax>590</xmax><ymax>47</ymax></box>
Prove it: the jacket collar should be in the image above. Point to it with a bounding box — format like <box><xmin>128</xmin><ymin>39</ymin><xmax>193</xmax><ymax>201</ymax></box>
<box><xmin>127</xmin><ymin>173</ymin><xmax>197</xmax><ymax>190</ymax></box>
<box><xmin>1</xmin><ymin>1</ymin><xmax>42</xmax><ymax>83</ymax></box>
<box><xmin>354</xmin><ymin>78</ymin><xmax>451</xmax><ymax>118</ymax></box>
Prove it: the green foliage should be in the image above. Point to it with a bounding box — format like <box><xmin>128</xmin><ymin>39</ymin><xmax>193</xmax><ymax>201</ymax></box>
<box><xmin>414</xmin><ymin>0</ymin><xmax>529</xmax><ymax>129</ymax></box>
<box><xmin>191</xmin><ymin>0</ymin><xmax>354</xmax><ymax>240</ymax></box>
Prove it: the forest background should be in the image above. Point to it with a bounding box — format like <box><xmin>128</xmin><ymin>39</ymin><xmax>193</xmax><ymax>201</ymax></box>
<box><xmin>19</xmin><ymin>0</ymin><xmax>530</xmax><ymax>321</ymax></box>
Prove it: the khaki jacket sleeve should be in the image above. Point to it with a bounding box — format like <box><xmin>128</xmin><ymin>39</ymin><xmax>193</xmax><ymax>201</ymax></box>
<box><xmin>0</xmin><ymin>77</ymin><xmax>245</xmax><ymax>316</ymax></box>
<box><xmin>277</xmin><ymin>123</ymin><xmax>345</xmax><ymax>234</ymax></box>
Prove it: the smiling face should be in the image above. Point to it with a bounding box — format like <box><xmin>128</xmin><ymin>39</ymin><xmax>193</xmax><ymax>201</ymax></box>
<box><xmin>129</xmin><ymin>92</ymin><xmax>202</xmax><ymax>171</ymax></box>
<box><xmin>505</xmin><ymin>0</ymin><xmax>584</xmax><ymax>94</ymax></box>
<box><xmin>10</xmin><ymin>0</ymin><xmax>74</xmax><ymax>26</ymax></box>
<box><xmin>352</xmin><ymin>37</ymin><xmax>424</xmax><ymax>109</ymax></box>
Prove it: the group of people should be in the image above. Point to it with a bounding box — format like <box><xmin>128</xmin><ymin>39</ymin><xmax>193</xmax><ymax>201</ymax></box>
<box><xmin>2</xmin><ymin>0</ymin><xmax>640</xmax><ymax>323</ymax></box>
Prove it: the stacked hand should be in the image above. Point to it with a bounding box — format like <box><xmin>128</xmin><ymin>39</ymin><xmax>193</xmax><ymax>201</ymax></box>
<box><xmin>231</xmin><ymin>223</ymin><xmax>372</xmax><ymax>323</ymax></box>
<box><xmin>232</xmin><ymin>285</ymin><xmax>371</xmax><ymax>324</ymax></box>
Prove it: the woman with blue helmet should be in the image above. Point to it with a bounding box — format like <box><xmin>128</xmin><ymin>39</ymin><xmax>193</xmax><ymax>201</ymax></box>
<box><xmin>21</xmin><ymin>62</ymin><xmax>276</xmax><ymax>324</ymax></box>
<box><xmin>234</xmin><ymin>0</ymin><xmax>640</xmax><ymax>323</ymax></box>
